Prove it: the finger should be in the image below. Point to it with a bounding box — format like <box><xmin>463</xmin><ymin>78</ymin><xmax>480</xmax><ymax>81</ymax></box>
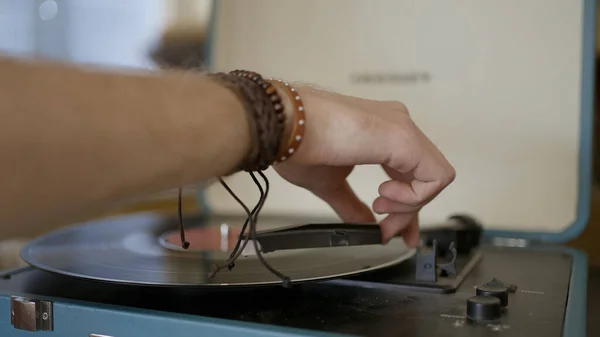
<box><xmin>372</xmin><ymin>196</ymin><xmax>419</xmax><ymax>214</ymax></box>
<box><xmin>378</xmin><ymin>179</ymin><xmax>441</xmax><ymax>209</ymax></box>
<box><xmin>381</xmin><ymin>135</ymin><xmax>455</xmax><ymax>206</ymax></box>
<box><xmin>382</xmin><ymin>164</ymin><xmax>412</xmax><ymax>181</ymax></box>
<box><xmin>399</xmin><ymin>216</ymin><xmax>420</xmax><ymax>248</ymax></box>
<box><xmin>314</xmin><ymin>181</ymin><xmax>376</xmax><ymax>223</ymax></box>
<box><xmin>379</xmin><ymin>212</ymin><xmax>417</xmax><ymax>243</ymax></box>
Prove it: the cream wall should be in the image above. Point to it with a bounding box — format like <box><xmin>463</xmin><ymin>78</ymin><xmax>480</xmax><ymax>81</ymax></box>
<box><xmin>163</xmin><ymin>0</ymin><xmax>212</xmax><ymax>27</ymax></box>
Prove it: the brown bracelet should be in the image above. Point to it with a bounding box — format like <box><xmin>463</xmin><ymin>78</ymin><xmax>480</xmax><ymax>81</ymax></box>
<box><xmin>230</xmin><ymin>70</ymin><xmax>285</xmax><ymax>117</ymax></box>
<box><xmin>268</xmin><ymin>79</ymin><xmax>306</xmax><ymax>163</ymax></box>
<box><xmin>230</xmin><ymin>70</ymin><xmax>287</xmax><ymax>168</ymax></box>
<box><xmin>208</xmin><ymin>70</ymin><xmax>285</xmax><ymax>171</ymax></box>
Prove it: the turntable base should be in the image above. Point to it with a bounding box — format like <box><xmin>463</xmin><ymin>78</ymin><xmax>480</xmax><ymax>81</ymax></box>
<box><xmin>0</xmin><ymin>244</ymin><xmax>585</xmax><ymax>337</ymax></box>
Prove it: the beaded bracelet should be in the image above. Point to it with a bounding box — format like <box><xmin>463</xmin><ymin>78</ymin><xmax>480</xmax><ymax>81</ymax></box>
<box><xmin>230</xmin><ymin>70</ymin><xmax>286</xmax><ymax>122</ymax></box>
<box><xmin>268</xmin><ymin>79</ymin><xmax>306</xmax><ymax>163</ymax></box>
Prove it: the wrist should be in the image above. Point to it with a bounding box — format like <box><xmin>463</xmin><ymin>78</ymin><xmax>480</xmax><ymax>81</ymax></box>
<box><xmin>209</xmin><ymin>71</ymin><xmax>286</xmax><ymax>172</ymax></box>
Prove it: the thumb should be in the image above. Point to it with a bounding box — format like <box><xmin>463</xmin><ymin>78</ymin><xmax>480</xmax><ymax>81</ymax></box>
<box><xmin>312</xmin><ymin>181</ymin><xmax>376</xmax><ymax>223</ymax></box>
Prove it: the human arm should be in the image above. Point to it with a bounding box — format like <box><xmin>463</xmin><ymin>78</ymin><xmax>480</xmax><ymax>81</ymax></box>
<box><xmin>0</xmin><ymin>56</ymin><xmax>254</xmax><ymax>232</ymax></box>
<box><xmin>0</xmin><ymin>56</ymin><xmax>455</xmax><ymax>245</ymax></box>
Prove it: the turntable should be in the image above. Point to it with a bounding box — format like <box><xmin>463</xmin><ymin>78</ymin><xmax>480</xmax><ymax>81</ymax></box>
<box><xmin>0</xmin><ymin>212</ymin><xmax>586</xmax><ymax>337</ymax></box>
<box><xmin>0</xmin><ymin>0</ymin><xmax>595</xmax><ymax>336</ymax></box>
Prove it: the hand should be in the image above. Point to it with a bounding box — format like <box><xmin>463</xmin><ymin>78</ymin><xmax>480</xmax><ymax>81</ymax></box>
<box><xmin>273</xmin><ymin>85</ymin><xmax>455</xmax><ymax>247</ymax></box>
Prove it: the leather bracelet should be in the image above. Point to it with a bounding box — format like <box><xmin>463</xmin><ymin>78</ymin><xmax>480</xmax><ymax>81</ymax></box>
<box><xmin>230</xmin><ymin>70</ymin><xmax>286</xmax><ymax>121</ymax></box>
<box><xmin>230</xmin><ymin>70</ymin><xmax>286</xmax><ymax>169</ymax></box>
<box><xmin>208</xmin><ymin>71</ymin><xmax>284</xmax><ymax>172</ymax></box>
<box><xmin>268</xmin><ymin>79</ymin><xmax>306</xmax><ymax>163</ymax></box>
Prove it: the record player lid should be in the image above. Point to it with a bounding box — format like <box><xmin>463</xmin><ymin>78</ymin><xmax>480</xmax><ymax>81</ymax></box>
<box><xmin>202</xmin><ymin>0</ymin><xmax>595</xmax><ymax>243</ymax></box>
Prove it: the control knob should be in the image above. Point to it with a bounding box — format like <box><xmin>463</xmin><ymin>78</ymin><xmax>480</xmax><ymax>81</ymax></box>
<box><xmin>476</xmin><ymin>285</ymin><xmax>509</xmax><ymax>307</ymax></box>
<box><xmin>466</xmin><ymin>296</ymin><xmax>501</xmax><ymax>322</ymax></box>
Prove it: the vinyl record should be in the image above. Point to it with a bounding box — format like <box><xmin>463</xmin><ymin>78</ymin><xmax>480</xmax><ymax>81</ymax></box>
<box><xmin>21</xmin><ymin>212</ymin><xmax>415</xmax><ymax>287</ymax></box>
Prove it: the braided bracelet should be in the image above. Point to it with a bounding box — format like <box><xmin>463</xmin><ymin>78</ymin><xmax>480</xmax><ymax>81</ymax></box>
<box><xmin>230</xmin><ymin>70</ymin><xmax>287</xmax><ymax>169</ymax></box>
<box><xmin>268</xmin><ymin>79</ymin><xmax>306</xmax><ymax>163</ymax></box>
<box><xmin>208</xmin><ymin>70</ymin><xmax>285</xmax><ymax>171</ymax></box>
<box><xmin>206</xmin><ymin>70</ymin><xmax>293</xmax><ymax>286</ymax></box>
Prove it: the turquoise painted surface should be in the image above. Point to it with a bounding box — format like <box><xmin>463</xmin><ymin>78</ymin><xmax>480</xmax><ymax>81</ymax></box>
<box><xmin>0</xmin><ymin>291</ymin><xmax>346</xmax><ymax>337</ymax></box>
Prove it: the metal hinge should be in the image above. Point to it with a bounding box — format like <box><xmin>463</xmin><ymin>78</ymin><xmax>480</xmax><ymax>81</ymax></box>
<box><xmin>10</xmin><ymin>296</ymin><xmax>53</xmax><ymax>332</ymax></box>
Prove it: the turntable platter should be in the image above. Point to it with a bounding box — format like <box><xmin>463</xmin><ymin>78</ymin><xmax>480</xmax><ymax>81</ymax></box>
<box><xmin>21</xmin><ymin>213</ymin><xmax>415</xmax><ymax>287</ymax></box>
